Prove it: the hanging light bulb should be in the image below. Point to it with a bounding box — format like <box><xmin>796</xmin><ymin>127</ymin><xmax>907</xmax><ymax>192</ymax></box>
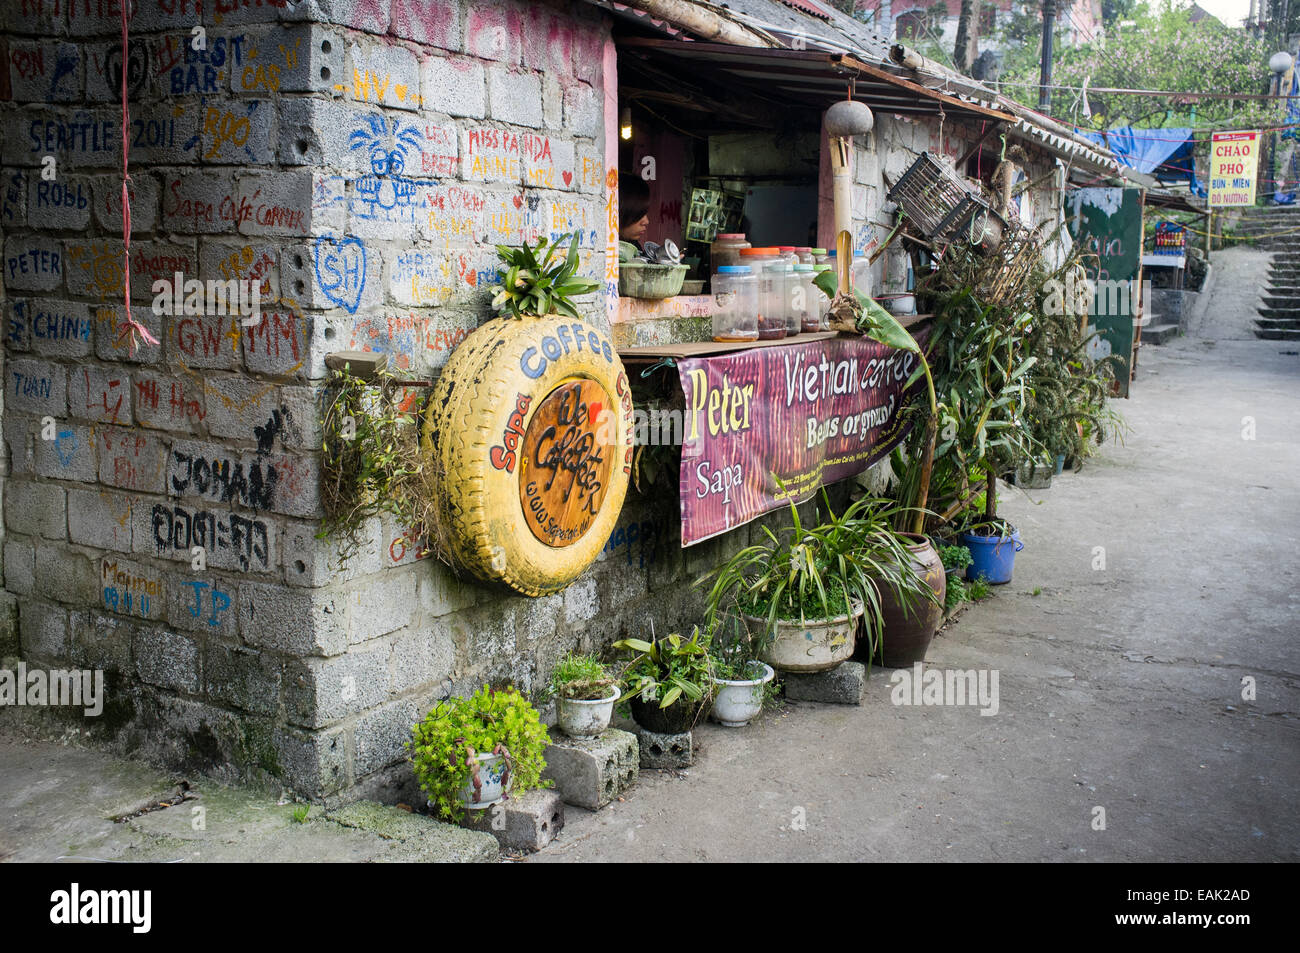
<box><xmin>620</xmin><ymin>106</ymin><xmax>633</xmax><ymax>141</ymax></box>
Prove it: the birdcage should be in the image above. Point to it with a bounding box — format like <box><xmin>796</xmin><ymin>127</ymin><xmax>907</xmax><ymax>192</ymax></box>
<box><xmin>888</xmin><ymin>152</ymin><xmax>1004</xmax><ymax>251</ymax></box>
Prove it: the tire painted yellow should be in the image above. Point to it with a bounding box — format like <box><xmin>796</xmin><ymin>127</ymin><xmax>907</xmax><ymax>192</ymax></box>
<box><xmin>423</xmin><ymin>315</ymin><xmax>635</xmax><ymax>596</ymax></box>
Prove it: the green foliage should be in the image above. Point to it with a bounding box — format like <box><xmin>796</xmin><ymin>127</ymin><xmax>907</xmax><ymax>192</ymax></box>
<box><xmin>968</xmin><ymin>576</ymin><xmax>994</xmax><ymax>601</ymax></box>
<box><xmin>700</xmin><ymin>491</ymin><xmax>933</xmax><ymax>662</ymax></box>
<box><xmin>490</xmin><ymin>233</ymin><xmax>599</xmax><ymax>320</ymax></box>
<box><xmin>548</xmin><ymin>653</ymin><xmax>615</xmax><ymax>701</ymax></box>
<box><xmin>938</xmin><ymin>543</ymin><xmax>974</xmax><ymax>572</ymax></box>
<box><xmin>407</xmin><ymin>686</ymin><xmax>551</xmax><ymax>822</ymax></box>
<box><xmin>319</xmin><ymin>366</ymin><xmax>424</xmax><ymax>563</ymax></box>
<box><xmin>613</xmin><ymin>628</ymin><xmax>715</xmax><ymax>710</ymax></box>
<box><xmin>945</xmin><ymin>575</ymin><xmax>970</xmax><ymax>610</ymax></box>
<box><xmin>290</xmin><ymin>804</ymin><xmax>310</xmax><ymax>824</ymax></box>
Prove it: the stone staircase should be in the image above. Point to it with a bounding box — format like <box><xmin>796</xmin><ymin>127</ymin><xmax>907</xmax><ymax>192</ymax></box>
<box><xmin>1235</xmin><ymin>206</ymin><xmax>1300</xmax><ymax>340</ymax></box>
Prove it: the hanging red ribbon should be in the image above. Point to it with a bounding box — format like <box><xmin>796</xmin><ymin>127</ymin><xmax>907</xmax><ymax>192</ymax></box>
<box><xmin>118</xmin><ymin>3</ymin><xmax>158</xmax><ymax>354</ymax></box>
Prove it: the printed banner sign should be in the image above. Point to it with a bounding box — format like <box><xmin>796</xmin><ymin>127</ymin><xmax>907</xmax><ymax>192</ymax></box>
<box><xmin>1208</xmin><ymin>131</ymin><xmax>1260</xmax><ymax>207</ymax></box>
<box><xmin>678</xmin><ymin>333</ymin><xmax>924</xmax><ymax>546</ymax></box>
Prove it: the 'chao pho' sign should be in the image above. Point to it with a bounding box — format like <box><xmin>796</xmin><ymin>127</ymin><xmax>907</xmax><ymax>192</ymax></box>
<box><xmin>677</xmin><ymin>333</ymin><xmax>922</xmax><ymax>546</ymax></box>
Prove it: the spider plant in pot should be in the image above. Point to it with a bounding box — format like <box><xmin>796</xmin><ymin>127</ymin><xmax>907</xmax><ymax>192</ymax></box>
<box><xmin>613</xmin><ymin>627</ymin><xmax>715</xmax><ymax>734</ymax></box>
<box><xmin>701</xmin><ymin>491</ymin><xmax>928</xmax><ymax>673</ymax></box>
<box><xmin>706</xmin><ymin>616</ymin><xmax>775</xmax><ymax>728</ymax></box>
<box><xmin>548</xmin><ymin>652</ymin><xmax>620</xmax><ymax>738</ymax></box>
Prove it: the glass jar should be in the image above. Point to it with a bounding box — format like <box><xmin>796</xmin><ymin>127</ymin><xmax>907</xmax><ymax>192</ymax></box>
<box><xmin>739</xmin><ymin>247</ymin><xmax>785</xmax><ymax>340</ymax></box>
<box><xmin>794</xmin><ymin>247</ymin><xmax>814</xmax><ymax>265</ymax></box>
<box><xmin>711</xmin><ymin>266</ymin><xmax>758</xmax><ymax>343</ymax></box>
<box><xmin>710</xmin><ymin>233</ymin><xmax>751</xmax><ymax>271</ymax></box>
<box><xmin>851</xmin><ymin>252</ymin><xmax>872</xmax><ymax>298</ymax></box>
<box><xmin>813</xmin><ymin>264</ymin><xmax>834</xmax><ymax>330</ymax></box>
<box><xmin>791</xmin><ymin>264</ymin><xmax>820</xmax><ymax>333</ymax></box>
<box><xmin>811</xmin><ymin>248</ymin><xmax>830</xmax><ymax>266</ymax></box>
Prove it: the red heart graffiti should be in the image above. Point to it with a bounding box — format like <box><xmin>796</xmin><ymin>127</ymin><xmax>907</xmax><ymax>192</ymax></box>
<box><xmin>588</xmin><ymin>402</ymin><xmax>603</xmax><ymax>425</ymax></box>
<box><xmin>466</xmin><ymin>270</ymin><xmax>477</xmax><ymax>287</ymax></box>
<box><xmin>562</xmin><ymin>170</ymin><xmax>573</xmax><ymax>186</ymax></box>
<box><xmin>513</xmin><ymin>195</ymin><xmax>523</xmax><ymax>209</ymax></box>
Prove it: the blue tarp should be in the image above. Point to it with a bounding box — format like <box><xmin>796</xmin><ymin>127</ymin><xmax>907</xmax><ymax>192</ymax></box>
<box><xmin>1074</xmin><ymin>126</ymin><xmax>1205</xmax><ymax>196</ymax></box>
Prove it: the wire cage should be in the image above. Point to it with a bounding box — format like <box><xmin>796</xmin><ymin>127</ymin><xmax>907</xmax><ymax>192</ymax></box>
<box><xmin>888</xmin><ymin>152</ymin><xmax>1005</xmax><ymax>251</ymax></box>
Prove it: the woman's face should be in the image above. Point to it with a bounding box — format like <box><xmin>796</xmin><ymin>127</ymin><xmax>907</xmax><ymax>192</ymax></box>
<box><xmin>622</xmin><ymin>214</ymin><xmax>649</xmax><ymax>243</ymax></box>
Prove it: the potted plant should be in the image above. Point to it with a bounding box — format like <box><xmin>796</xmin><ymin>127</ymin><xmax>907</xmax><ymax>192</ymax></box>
<box><xmin>702</xmin><ymin>492</ymin><xmax>931</xmax><ymax>673</ymax></box>
<box><xmin>707</xmin><ymin>618</ymin><xmax>775</xmax><ymax>728</ymax></box>
<box><xmin>937</xmin><ymin>541</ymin><xmax>973</xmax><ymax>583</ymax></box>
<box><xmin>407</xmin><ymin>685</ymin><xmax>551</xmax><ymax>821</ymax></box>
<box><xmin>613</xmin><ymin>628</ymin><xmax>715</xmax><ymax>734</ymax></box>
<box><xmin>958</xmin><ymin>517</ymin><xmax>1024</xmax><ymax>585</ymax></box>
<box><xmin>548</xmin><ymin>652</ymin><xmax>620</xmax><ymax>738</ymax></box>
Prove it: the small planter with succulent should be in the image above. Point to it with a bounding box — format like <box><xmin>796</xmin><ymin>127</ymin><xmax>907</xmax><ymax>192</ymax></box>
<box><xmin>613</xmin><ymin>628</ymin><xmax>715</xmax><ymax>734</ymax></box>
<box><xmin>489</xmin><ymin>234</ymin><xmax>600</xmax><ymax>320</ymax></box>
<box><xmin>407</xmin><ymin>686</ymin><xmax>551</xmax><ymax>821</ymax></box>
<box><xmin>707</xmin><ymin>619</ymin><xmax>776</xmax><ymax>728</ymax></box>
<box><xmin>548</xmin><ymin>652</ymin><xmax>620</xmax><ymax>738</ymax></box>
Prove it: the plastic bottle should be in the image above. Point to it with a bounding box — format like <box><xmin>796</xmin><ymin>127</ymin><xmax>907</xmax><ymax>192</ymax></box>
<box><xmin>792</xmin><ymin>264</ymin><xmax>821</xmax><ymax>333</ymax></box>
<box><xmin>711</xmin><ymin>266</ymin><xmax>758</xmax><ymax>343</ymax></box>
<box><xmin>710</xmin><ymin>233</ymin><xmax>751</xmax><ymax>271</ymax></box>
<box><xmin>738</xmin><ymin>247</ymin><xmax>785</xmax><ymax>340</ymax></box>
<box><xmin>795</xmin><ymin>247</ymin><xmax>815</xmax><ymax>265</ymax></box>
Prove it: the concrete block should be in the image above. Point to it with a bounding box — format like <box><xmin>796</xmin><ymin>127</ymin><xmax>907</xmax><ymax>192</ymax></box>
<box><xmin>3</xmin><ymin>414</ymin><xmax>34</xmax><ymax>475</ymax></box>
<box><xmin>4</xmin><ymin>539</ymin><xmax>35</xmax><ymax>595</ymax></box>
<box><xmin>352</xmin><ymin>696</ymin><xmax>422</xmax><ymax>777</ymax></box>
<box><xmin>132</xmin><ymin>371</ymin><xmax>206</xmax><ymax>433</ymax></box>
<box><xmin>68</xmin><ymin>610</ymin><xmax>134</xmax><ymax>674</ymax></box>
<box><xmin>542</xmin><ymin>728</ymin><xmax>638</xmax><ymax>810</ymax></box>
<box><xmin>9</xmin><ymin>108</ymin><xmax>120</xmax><ymax>170</ymax></box>
<box><xmin>541</xmin><ymin>74</ymin><xmax>563</xmax><ymax>129</ymax></box>
<box><xmin>125</xmin><ymin>103</ymin><xmax>201</xmax><ymax>166</ymax></box>
<box><xmin>346</xmin><ymin>572</ymin><xmax>416</xmax><ymax>644</ymax></box>
<box><xmin>134</xmin><ymin>628</ymin><xmax>201</xmax><ymax>694</ymax></box>
<box><xmin>784</xmin><ymin>660</ymin><xmax>868</xmax><ymax>706</ymax></box>
<box><xmin>3</xmin><ymin>237</ymin><xmax>63</xmax><ymax>293</ymax></box>
<box><xmin>284</xmin><ymin>643</ymin><xmax>390</xmax><ymax>728</ymax></box>
<box><xmin>36</xmin><ymin>544</ymin><xmax>101</xmax><ymax>608</ymax></box>
<box><xmin>20</xmin><ymin>600</ymin><xmax>69</xmax><ymax>659</ymax></box>
<box><xmin>27</xmin><ymin>173</ymin><xmax>91</xmax><ymax>229</ymax></box>
<box><xmin>198</xmin><ymin>99</ymin><xmax>276</xmax><ymax>166</ymax></box>
<box><xmin>636</xmin><ymin>727</ymin><xmax>694</xmax><ymax>769</ymax></box>
<box><xmin>94</xmin><ymin>304</ymin><xmax>164</xmax><ymax>367</ymax></box>
<box><xmin>166</xmin><ymin>438</ymin><xmax>283</xmax><ymax>511</ymax></box>
<box><xmin>282</xmin><ymin>515</ymin><xmax>382</xmax><ymax>587</ymax></box>
<box><xmin>70</xmin><ymin>0</ymin><xmax>199</xmax><ymax>34</ymax></box>
<box><xmin>83</xmin><ymin>37</ymin><xmax>155</xmax><ymax>103</ymax></box>
<box><xmin>0</xmin><ymin>1</ymin><xmax>66</xmax><ymax>37</ymax></box>
<box><xmin>235</xmin><ymin>171</ymin><xmax>314</xmax><ymax>237</ymax></box>
<box><xmin>487</xmin><ymin>67</ymin><xmax>542</xmax><ymax>128</ymax></box>
<box><xmin>166</xmin><ymin>573</ymin><xmax>239</xmax><ymax>640</ymax></box>
<box><xmin>2</xmin><ymin>169</ymin><xmax>27</xmax><ymax>232</ymax></box>
<box><xmin>390</xmin><ymin>0</ymin><xmax>462</xmax><ymax>47</ymax></box>
<box><xmin>461</xmin><ymin>788</ymin><xmax>564</xmax><ymax>852</ymax></box>
<box><xmin>168</xmin><ymin>312</ymin><xmax>242</xmax><ymax>370</ymax></box>
<box><xmin>563</xmin><ymin>83</ymin><xmax>602</xmax><ymax>139</ymax></box>
<box><xmin>234</xmin><ymin>24</ymin><xmax>344</xmax><ymax>95</ymax></box>
<box><xmin>158</xmin><ymin>171</ymin><xmax>239</xmax><ymax>234</ymax></box>
<box><xmin>416</xmin><ymin>561</ymin><xmax>479</xmax><ymax>616</ymax></box>
<box><xmin>135</xmin><ymin>502</ymin><xmax>279</xmax><ymax>576</ymax></box>
<box><xmin>238</xmin><ymin>580</ymin><xmax>348</xmax><ymax>657</ymax></box>
<box><xmin>97</xmin><ymin>426</ymin><xmax>166</xmax><ymax>494</ymax></box>
<box><xmin>465</xmin><ymin>3</ymin><xmax>523</xmax><ymax>64</ymax></box>
<box><xmin>4</xmin><ymin>480</ymin><xmax>66</xmax><ymax>539</ymax></box>
<box><xmin>204</xmin><ymin>641</ymin><xmax>280</xmax><ymax>716</ymax></box>
<box><xmin>243</xmin><ymin>303</ymin><xmax>312</xmax><ymax>378</ymax></box>
<box><xmin>68</xmin><ymin>364</ymin><xmax>131</xmax><ymax>424</ymax></box>
<box><xmin>68</xmin><ymin>488</ymin><xmax>133</xmax><ymax>553</ymax></box>
<box><xmin>98</xmin><ymin>555</ymin><xmax>166</xmax><ymax>623</ymax></box>
<box><xmin>421</xmin><ymin>54</ymin><xmax>486</xmax><ymax>119</ymax></box>
<box><xmin>273</xmin><ymin>724</ymin><xmax>350</xmax><ymax>800</ymax></box>
<box><xmin>34</xmin><ymin>422</ymin><xmax>97</xmax><ymax>483</ymax></box>
<box><xmin>13</xmin><ymin>298</ymin><xmax>94</xmax><ymax>358</ymax></box>
<box><xmin>345</xmin><ymin>38</ymin><xmax>422</xmax><ymax>111</ymax></box>
<box><xmin>563</xmin><ymin>575</ymin><xmax>599</xmax><ymax>626</ymax></box>
<box><xmin>387</xmin><ymin>624</ymin><xmax>455</xmax><ymax>696</ymax></box>
<box><xmin>325</xmin><ymin>801</ymin><xmax>501</xmax><ymax>863</ymax></box>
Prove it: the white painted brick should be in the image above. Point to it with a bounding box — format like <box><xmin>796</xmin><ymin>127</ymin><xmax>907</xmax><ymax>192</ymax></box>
<box><xmin>198</xmin><ymin>99</ymin><xmax>276</xmax><ymax>166</ymax></box>
<box><xmin>421</xmin><ymin>54</ymin><xmax>486</xmax><ymax>120</ymax></box>
<box><xmin>282</xmin><ymin>515</ymin><xmax>382</xmax><ymax>587</ymax></box>
<box><xmin>97</xmin><ymin>425</ymin><xmax>166</xmax><ymax>494</ymax></box>
<box><xmin>158</xmin><ymin>170</ymin><xmax>240</xmax><ymax>234</ymax></box>
<box><xmin>344</xmin><ymin>39</ymin><xmax>422</xmax><ymax>111</ymax></box>
<box><xmin>132</xmin><ymin>371</ymin><xmax>206</xmax><ymax>434</ymax></box>
<box><xmin>136</xmin><ymin>501</ymin><xmax>279</xmax><ymax>576</ymax></box>
<box><xmin>68</xmin><ymin>364</ymin><xmax>132</xmax><ymax>425</ymax></box>
<box><xmin>7</xmin><ymin>357</ymin><xmax>67</xmax><ymax>416</ymax></box>
<box><xmin>390</xmin><ymin>0</ymin><xmax>462</xmax><ymax>48</ymax></box>
<box><xmin>487</xmin><ymin>67</ymin><xmax>542</xmax><ymax>128</ymax></box>
<box><xmin>11</xmin><ymin>298</ymin><xmax>93</xmax><ymax>358</ymax></box>
<box><xmin>3</xmin><ymin>237</ymin><xmax>63</xmax><ymax>293</ymax></box>
<box><xmin>346</xmin><ymin>571</ymin><xmax>415</xmax><ymax>644</ymax></box>
<box><xmin>67</xmin><ymin>488</ymin><xmax>133</xmax><ymax>553</ymax></box>
<box><xmin>236</xmin><ymin>171</ymin><xmax>315</xmax><ymax>237</ymax></box>
<box><xmin>34</xmin><ymin>422</ymin><xmax>97</xmax><ymax>483</ymax></box>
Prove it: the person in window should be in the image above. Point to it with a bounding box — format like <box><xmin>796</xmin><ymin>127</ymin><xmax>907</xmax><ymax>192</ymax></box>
<box><xmin>620</xmin><ymin>177</ymin><xmax>651</xmax><ymax>250</ymax></box>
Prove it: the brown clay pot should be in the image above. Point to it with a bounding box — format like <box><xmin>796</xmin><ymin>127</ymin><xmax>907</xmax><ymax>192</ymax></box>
<box><xmin>873</xmin><ymin>534</ymin><xmax>946</xmax><ymax>668</ymax></box>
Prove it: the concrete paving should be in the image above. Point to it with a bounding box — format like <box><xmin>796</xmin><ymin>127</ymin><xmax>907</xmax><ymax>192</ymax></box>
<box><xmin>1</xmin><ymin>246</ymin><xmax>1296</xmax><ymax>863</ymax></box>
<box><xmin>528</xmin><ymin>246</ymin><xmax>1300</xmax><ymax>862</ymax></box>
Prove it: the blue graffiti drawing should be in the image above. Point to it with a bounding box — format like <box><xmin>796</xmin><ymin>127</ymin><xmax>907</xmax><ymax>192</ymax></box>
<box><xmin>314</xmin><ymin>235</ymin><xmax>366</xmax><ymax>314</ymax></box>
<box><xmin>186</xmin><ymin>580</ymin><xmax>232</xmax><ymax>626</ymax></box>
<box><xmin>55</xmin><ymin>429</ymin><xmax>77</xmax><ymax>467</ymax></box>
<box><xmin>349</xmin><ymin>114</ymin><xmax>424</xmax><ymax>218</ymax></box>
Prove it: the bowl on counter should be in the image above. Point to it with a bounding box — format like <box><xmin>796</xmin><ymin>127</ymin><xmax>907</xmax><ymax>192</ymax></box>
<box><xmin>619</xmin><ymin>262</ymin><xmax>688</xmax><ymax>299</ymax></box>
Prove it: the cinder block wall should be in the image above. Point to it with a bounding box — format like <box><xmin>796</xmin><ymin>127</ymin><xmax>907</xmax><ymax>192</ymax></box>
<box><xmin>0</xmin><ymin>0</ymin><xmax>699</xmax><ymax>804</ymax></box>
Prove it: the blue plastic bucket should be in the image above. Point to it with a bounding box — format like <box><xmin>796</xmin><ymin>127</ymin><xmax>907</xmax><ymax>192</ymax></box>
<box><xmin>960</xmin><ymin>528</ymin><xmax>1023</xmax><ymax>585</ymax></box>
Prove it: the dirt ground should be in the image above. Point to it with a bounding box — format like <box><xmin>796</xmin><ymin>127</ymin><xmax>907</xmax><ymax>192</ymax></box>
<box><xmin>2</xmin><ymin>246</ymin><xmax>1296</xmax><ymax>863</ymax></box>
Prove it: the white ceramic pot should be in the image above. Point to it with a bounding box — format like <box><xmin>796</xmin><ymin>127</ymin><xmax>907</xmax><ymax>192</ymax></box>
<box><xmin>711</xmin><ymin>663</ymin><xmax>775</xmax><ymax>727</ymax></box>
<box><xmin>555</xmin><ymin>685</ymin><xmax>621</xmax><ymax>737</ymax></box>
<box><xmin>459</xmin><ymin>752</ymin><xmax>510</xmax><ymax>810</ymax></box>
<box><xmin>748</xmin><ymin>602</ymin><xmax>861</xmax><ymax>673</ymax></box>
